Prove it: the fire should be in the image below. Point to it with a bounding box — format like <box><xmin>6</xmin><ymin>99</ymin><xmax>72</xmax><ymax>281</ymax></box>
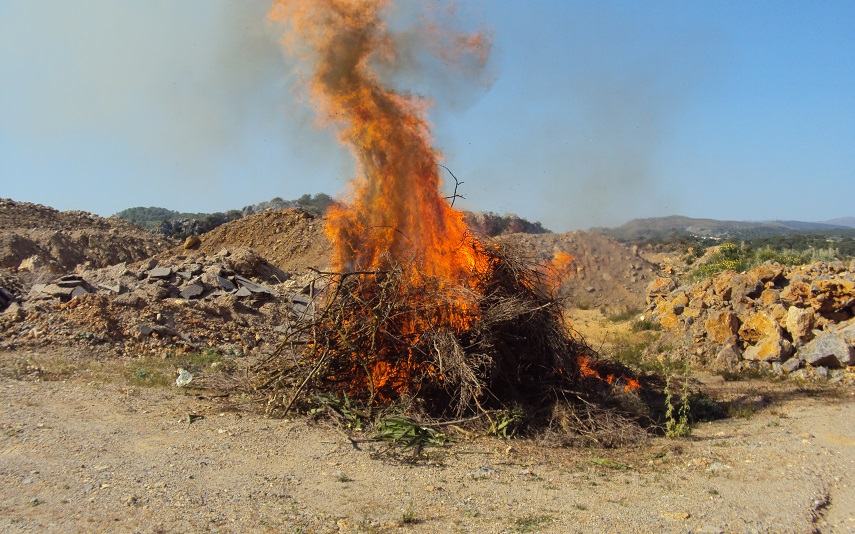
<box><xmin>267</xmin><ymin>1</ymin><xmax>642</xmax><ymax>406</ymax></box>
<box><xmin>577</xmin><ymin>355</ymin><xmax>641</xmax><ymax>393</ymax></box>
<box><xmin>269</xmin><ymin>0</ymin><xmax>491</xmax><ymax>284</ymax></box>
<box><xmin>546</xmin><ymin>250</ymin><xmax>574</xmax><ymax>292</ymax></box>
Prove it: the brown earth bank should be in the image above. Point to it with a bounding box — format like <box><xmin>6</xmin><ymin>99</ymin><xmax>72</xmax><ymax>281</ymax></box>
<box><xmin>496</xmin><ymin>231</ymin><xmax>658</xmax><ymax>312</ymax></box>
<box><xmin>0</xmin><ymin>199</ymin><xmax>172</xmax><ymax>274</ymax></box>
<box><xmin>0</xmin><ymin>351</ymin><xmax>853</xmax><ymax>533</ymax></box>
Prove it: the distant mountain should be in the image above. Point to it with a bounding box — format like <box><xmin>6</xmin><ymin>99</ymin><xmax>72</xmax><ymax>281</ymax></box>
<box><xmin>603</xmin><ymin>215</ymin><xmax>855</xmax><ymax>241</ymax></box>
<box><xmin>823</xmin><ymin>217</ymin><xmax>855</xmax><ymax>228</ymax></box>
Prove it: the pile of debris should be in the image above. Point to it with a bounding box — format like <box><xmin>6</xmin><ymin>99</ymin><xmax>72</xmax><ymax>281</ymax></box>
<box><xmin>648</xmin><ymin>260</ymin><xmax>855</xmax><ymax>379</ymax></box>
<box><xmin>253</xmin><ymin>243</ymin><xmax>657</xmax><ymax>444</ymax></box>
<box><xmin>0</xmin><ymin>247</ymin><xmax>315</xmax><ymax>357</ymax></box>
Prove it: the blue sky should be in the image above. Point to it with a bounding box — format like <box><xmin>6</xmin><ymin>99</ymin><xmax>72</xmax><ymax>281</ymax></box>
<box><xmin>1</xmin><ymin>0</ymin><xmax>853</xmax><ymax>231</ymax></box>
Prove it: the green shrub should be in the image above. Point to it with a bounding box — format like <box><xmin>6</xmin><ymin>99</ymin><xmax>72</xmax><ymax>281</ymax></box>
<box><xmin>692</xmin><ymin>241</ymin><xmax>843</xmax><ymax>280</ymax></box>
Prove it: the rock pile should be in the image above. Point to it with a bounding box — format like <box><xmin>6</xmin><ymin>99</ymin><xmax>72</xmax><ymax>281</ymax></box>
<box><xmin>648</xmin><ymin>261</ymin><xmax>855</xmax><ymax>378</ymax></box>
<box><xmin>0</xmin><ymin>247</ymin><xmax>317</xmax><ymax>357</ymax></box>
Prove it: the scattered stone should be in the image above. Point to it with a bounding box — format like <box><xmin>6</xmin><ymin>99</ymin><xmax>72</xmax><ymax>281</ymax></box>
<box><xmin>147</xmin><ymin>266</ymin><xmax>173</xmax><ymax>279</ymax></box>
<box><xmin>136</xmin><ymin>324</ymin><xmax>155</xmax><ymax>339</ymax></box>
<box><xmin>234</xmin><ymin>287</ymin><xmax>252</xmax><ymax>298</ymax></box>
<box><xmin>2</xmin><ymin>301</ymin><xmax>24</xmax><ymax>322</ymax></box>
<box><xmin>180</xmin><ymin>284</ymin><xmax>205</xmax><ymax>300</ymax></box>
<box><xmin>56</xmin><ymin>275</ymin><xmax>85</xmax><ymax>288</ymax></box>
<box><xmin>183</xmin><ymin>235</ymin><xmax>201</xmax><ymax>250</ymax></box>
<box><xmin>781</xmin><ymin>357</ymin><xmax>802</xmax><ymax>373</ymax></box>
<box><xmin>234</xmin><ymin>275</ymin><xmax>275</xmax><ymax>296</ymax></box>
<box><xmin>98</xmin><ymin>282</ymin><xmax>123</xmax><ymax>294</ymax></box>
<box><xmin>471</xmin><ymin>465</ymin><xmax>496</xmax><ymax>480</ymax></box>
<box><xmin>70</xmin><ymin>286</ymin><xmax>90</xmax><ymax>299</ymax></box>
<box><xmin>175</xmin><ymin>368</ymin><xmax>193</xmax><ymax>387</ymax></box>
<box><xmin>710</xmin><ymin>342</ymin><xmax>741</xmax><ymax>373</ymax></box>
<box><xmin>216</xmin><ymin>276</ymin><xmax>236</xmax><ymax>292</ymax></box>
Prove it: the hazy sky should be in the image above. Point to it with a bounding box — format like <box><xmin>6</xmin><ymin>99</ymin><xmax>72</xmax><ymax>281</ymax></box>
<box><xmin>1</xmin><ymin>0</ymin><xmax>854</xmax><ymax>231</ymax></box>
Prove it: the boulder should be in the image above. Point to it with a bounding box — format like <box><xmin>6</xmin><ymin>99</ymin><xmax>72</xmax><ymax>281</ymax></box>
<box><xmin>745</xmin><ymin>263</ymin><xmax>785</xmax><ymax>287</ymax></box>
<box><xmin>704</xmin><ymin>311</ymin><xmax>740</xmax><ymax>343</ymax></box>
<box><xmin>183</xmin><ymin>235</ymin><xmax>201</xmax><ymax>250</ymax></box>
<box><xmin>809</xmin><ymin>279</ymin><xmax>855</xmax><ymax>313</ymax></box>
<box><xmin>780</xmin><ymin>280</ymin><xmax>811</xmax><ymax>307</ymax></box>
<box><xmin>17</xmin><ymin>255</ymin><xmax>41</xmax><ymax>272</ymax></box>
<box><xmin>743</xmin><ymin>333</ymin><xmax>793</xmax><ymax>362</ymax></box>
<box><xmin>785</xmin><ymin>306</ymin><xmax>815</xmax><ymax>343</ymax></box>
<box><xmin>646</xmin><ymin>277</ymin><xmax>676</xmax><ymax>304</ymax></box>
<box><xmin>759</xmin><ymin>288</ymin><xmax>780</xmax><ymax>307</ymax></box>
<box><xmin>730</xmin><ymin>273</ymin><xmax>764</xmax><ymax>302</ymax></box>
<box><xmin>710</xmin><ymin>341</ymin><xmax>741</xmax><ymax>373</ymax></box>
<box><xmin>797</xmin><ymin>327</ymin><xmax>854</xmax><ymax>368</ymax></box>
<box><xmin>738</xmin><ymin>312</ymin><xmax>779</xmax><ymax>344</ymax></box>
<box><xmin>712</xmin><ymin>271</ymin><xmax>737</xmax><ymax>301</ymax></box>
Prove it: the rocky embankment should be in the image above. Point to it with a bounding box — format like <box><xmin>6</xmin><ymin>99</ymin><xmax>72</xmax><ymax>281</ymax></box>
<box><xmin>648</xmin><ymin>261</ymin><xmax>855</xmax><ymax>379</ymax></box>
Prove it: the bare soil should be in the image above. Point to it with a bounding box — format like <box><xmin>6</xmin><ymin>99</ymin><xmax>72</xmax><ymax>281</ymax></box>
<box><xmin>1</xmin><ymin>348</ymin><xmax>853</xmax><ymax>533</ymax></box>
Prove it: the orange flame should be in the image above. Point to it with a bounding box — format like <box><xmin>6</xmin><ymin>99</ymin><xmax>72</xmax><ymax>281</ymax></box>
<box><xmin>546</xmin><ymin>250</ymin><xmax>574</xmax><ymax>292</ymax></box>
<box><xmin>270</xmin><ymin>0</ymin><xmax>491</xmax><ymax>284</ymax></box>
<box><xmin>577</xmin><ymin>355</ymin><xmax>641</xmax><ymax>393</ymax></box>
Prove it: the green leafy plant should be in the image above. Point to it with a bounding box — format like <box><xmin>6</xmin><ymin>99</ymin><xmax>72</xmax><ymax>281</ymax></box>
<box><xmin>374</xmin><ymin>417</ymin><xmax>447</xmax><ymax>453</ymax></box>
<box><xmin>489</xmin><ymin>407</ymin><xmax>525</xmax><ymax>438</ymax></box>
<box><xmin>664</xmin><ymin>372</ymin><xmax>692</xmax><ymax>438</ymax></box>
<box><xmin>310</xmin><ymin>394</ymin><xmax>365</xmax><ymax>431</ymax></box>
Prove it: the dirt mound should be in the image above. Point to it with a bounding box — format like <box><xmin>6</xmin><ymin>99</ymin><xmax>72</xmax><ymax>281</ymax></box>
<box><xmin>497</xmin><ymin>231</ymin><xmax>658</xmax><ymax>311</ymax></box>
<box><xmin>163</xmin><ymin>212</ymin><xmax>651</xmax><ymax>311</ymax></box>
<box><xmin>178</xmin><ymin>208</ymin><xmax>331</xmax><ymax>273</ymax></box>
<box><xmin>0</xmin><ymin>198</ymin><xmax>171</xmax><ymax>273</ymax></box>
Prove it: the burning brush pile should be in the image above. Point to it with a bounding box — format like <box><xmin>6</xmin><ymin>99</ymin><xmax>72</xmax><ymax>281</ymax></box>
<box><xmin>251</xmin><ymin>0</ymin><xmax>657</xmax><ymax>444</ymax></box>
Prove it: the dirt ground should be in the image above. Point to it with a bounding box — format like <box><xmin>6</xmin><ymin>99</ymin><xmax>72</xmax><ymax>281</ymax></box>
<box><xmin>1</xmin><ymin>350</ymin><xmax>853</xmax><ymax>533</ymax></box>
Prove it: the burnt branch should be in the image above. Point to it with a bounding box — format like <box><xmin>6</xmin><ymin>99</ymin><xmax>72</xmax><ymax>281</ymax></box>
<box><xmin>439</xmin><ymin>164</ymin><xmax>466</xmax><ymax>207</ymax></box>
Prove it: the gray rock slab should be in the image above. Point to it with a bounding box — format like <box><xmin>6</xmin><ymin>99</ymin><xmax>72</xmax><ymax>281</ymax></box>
<box><xmin>180</xmin><ymin>284</ymin><xmax>205</xmax><ymax>300</ymax></box>
<box><xmin>216</xmin><ymin>276</ymin><xmax>236</xmax><ymax>292</ymax></box>
<box><xmin>147</xmin><ymin>267</ymin><xmax>173</xmax><ymax>279</ymax></box>
<box><xmin>797</xmin><ymin>330</ymin><xmax>854</xmax><ymax>368</ymax></box>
